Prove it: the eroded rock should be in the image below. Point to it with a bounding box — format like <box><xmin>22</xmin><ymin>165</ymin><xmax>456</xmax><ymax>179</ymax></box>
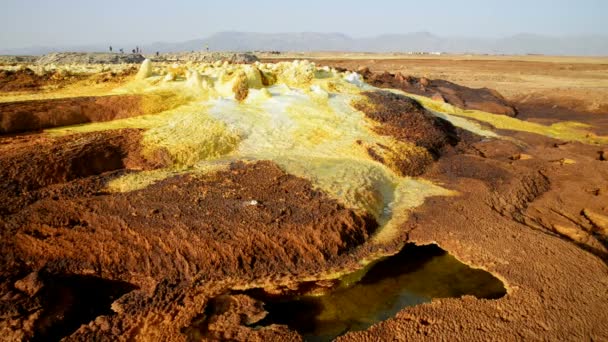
<box><xmin>363</xmin><ymin>71</ymin><xmax>518</xmax><ymax>116</ymax></box>
<box><xmin>37</xmin><ymin>52</ymin><xmax>145</xmax><ymax>65</ymax></box>
<box><xmin>14</xmin><ymin>272</ymin><xmax>43</xmax><ymax>297</ymax></box>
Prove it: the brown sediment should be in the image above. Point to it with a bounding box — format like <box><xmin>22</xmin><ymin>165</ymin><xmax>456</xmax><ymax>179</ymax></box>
<box><xmin>357</xmin><ymin>69</ymin><xmax>518</xmax><ymax>117</ymax></box>
<box><xmin>302</xmin><ymin>57</ymin><xmax>608</xmax><ymax>134</ymax></box>
<box><xmin>339</xmin><ymin>132</ymin><xmax>608</xmax><ymax>341</ymax></box>
<box><xmin>513</xmin><ymin>98</ymin><xmax>608</xmax><ymax>136</ymax></box>
<box><xmin>354</xmin><ymin>91</ymin><xmax>457</xmax><ymax>154</ymax></box>
<box><xmin>2</xmin><ymin>160</ymin><xmax>377</xmax><ymax>279</ymax></box>
<box><xmin>263</xmin><ymin>58</ymin><xmax>518</xmax><ymax>116</ymax></box>
<box><xmin>490</xmin><ymin>134</ymin><xmax>608</xmax><ymax>255</ymax></box>
<box><xmin>363</xmin><ymin>140</ymin><xmax>434</xmax><ymax>177</ymax></box>
<box><xmin>0</xmin><ymin>68</ymin><xmax>45</xmax><ymax>92</ymax></box>
<box><xmin>0</xmin><ymin>129</ymin><xmax>159</xmax><ymax>190</ymax></box>
<box><xmin>353</xmin><ymin>90</ymin><xmax>457</xmax><ymax>176</ymax></box>
<box><xmin>51</xmin><ymin>130</ymin><xmax>607</xmax><ymax>342</ymax></box>
<box><xmin>0</xmin><ymin>68</ymin><xmax>83</xmax><ymax>92</ymax></box>
<box><xmin>30</xmin><ymin>273</ymin><xmax>138</xmax><ymax>342</ymax></box>
<box><xmin>0</xmin><ymin>159</ymin><xmax>377</xmax><ymax>341</ymax></box>
<box><xmin>1</xmin><ymin>58</ymin><xmax>607</xmax><ymax>341</ymax></box>
<box><xmin>86</xmin><ymin>66</ymin><xmax>138</xmax><ymax>84</ymax></box>
<box><xmin>182</xmin><ymin>294</ymin><xmax>299</xmax><ymax>341</ymax></box>
<box><xmin>0</xmin><ymin>129</ymin><xmax>164</xmax><ymax>215</ymax></box>
<box><xmin>232</xmin><ymin>71</ymin><xmax>250</xmax><ymax>102</ymax></box>
<box><xmin>0</xmin><ymin>93</ymin><xmax>183</xmax><ymax>134</ymax></box>
<box><xmin>0</xmin><ymin>67</ymin><xmax>138</xmax><ymax>94</ymax></box>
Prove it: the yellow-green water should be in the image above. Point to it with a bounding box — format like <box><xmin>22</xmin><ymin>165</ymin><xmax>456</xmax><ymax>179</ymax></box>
<box><xmin>244</xmin><ymin>244</ymin><xmax>506</xmax><ymax>341</ymax></box>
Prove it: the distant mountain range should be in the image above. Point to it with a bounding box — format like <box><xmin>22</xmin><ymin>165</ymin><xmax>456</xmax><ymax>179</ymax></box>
<box><xmin>2</xmin><ymin>32</ymin><xmax>607</xmax><ymax>56</ymax></box>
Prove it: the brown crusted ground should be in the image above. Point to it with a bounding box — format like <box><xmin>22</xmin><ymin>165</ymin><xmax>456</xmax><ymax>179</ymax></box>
<box><xmin>353</xmin><ymin>91</ymin><xmax>458</xmax><ymax>176</ymax></box>
<box><xmin>0</xmin><ymin>129</ymin><xmax>165</xmax><ymax>215</ymax></box>
<box><xmin>288</xmin><ymin>56</ymin><xmax>608</xmax><ymax>136</ymax></box>
<box><xmin>87</xmin><ymin>67</ymin><xmax>138</xmax><ymax>84</ymax></box>
<box><xmin>358</xmin><ymin>69</ymin><xmax>518</xmax><ymax>117</ymax></box>
<box><xmin>0</xmin><ymin>67</ymin><xmax>137</xmax><ymax>93</ymax></box>
<box><xmin>92</xmin><ymin>123</ymin><xmax>606</xmax><ymax>342</ymax></box>
<box><xmin>0</xmin><ymin>61</ymin><xmax>607</xmax><ymax>341</ymax></box>
<box><xmin>514</xmin><ymin>98</ymin><xmax>608</xmax><ymax>136</ymax></box>
<box><xmin>0</xmin><ymin>69</ymin><xmax>74</xmax><ymax>92</ymax></box>
<box><xmin>355</xmin><ymin>91</ymin><xmax>458</xmax><ymax>153</ymax></box>
<box><xmin>339</xmin><ymin>132</ymin><xmax>608</xmax><ymax>341</ymax></box>
<box><xmin>0</xmin><ymin>143</ymin><xmax>377</xmax><ymax>341</ymax></box>
<box><xmin>0</xmin><ymin>93</ymin><xmax>173</xmax><ymax>134</ymax></box>
<box><xmin>268</xmin><ymin>57</ymin><xmax>518</xmax><ymax>117</ymax></box>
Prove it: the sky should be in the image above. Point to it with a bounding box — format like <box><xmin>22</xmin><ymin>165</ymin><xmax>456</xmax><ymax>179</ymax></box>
<box><xmin>1</xmin><ymin>0</ymin><xmax>606</xmax><ymax>49</ymax></box>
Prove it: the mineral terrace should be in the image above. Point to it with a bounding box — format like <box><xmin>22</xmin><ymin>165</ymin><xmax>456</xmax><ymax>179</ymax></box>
<box><xmin>0</xmin><ymin>53</ymin><xmax>607</xmax><ymax>341</ymax></box>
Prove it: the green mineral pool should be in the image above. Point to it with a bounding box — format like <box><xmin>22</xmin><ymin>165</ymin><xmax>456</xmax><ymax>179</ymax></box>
<box><xmin>247</xmin><ymin>244</ymin><xmax>506</xmax><ymax>341</ymax></box>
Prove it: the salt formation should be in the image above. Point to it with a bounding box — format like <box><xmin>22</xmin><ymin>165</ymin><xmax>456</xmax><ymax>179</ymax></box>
<box><xmin>309</xmin><ymin>85</ymin><xmax>329</xmax><ymax>102</ymax></box>
<box><xmin>344</xmin><ymin>71</ymin><xmax>366</xmax><ymax>87</ymax></box>
<box><xmin>185</xmin><ymin>70</ymin><xmax>206</xmax><ymax>90</ymax></box>
<box><xmin>163</xmin><ymin>72</ymin><xmax>176</xmax><ymax>82</ymax></box>
<box><xmin>135</xmin><ymin>59</ymin><xmax>153</xmax><ymax>80</ymax></box>
<box><xmin>47</xmin><ymin>59</ymin><xmax>456</xmax><ymax>243</ymax></box>
<box><xmin>231</xmin><ymin>71</ymin><xmax>250</xmax><ymax>102</ymax></box>
<box><xmin>45</xmin><ymin>58</ymin><xmax>607</xmax><ymax>245</ymax></box>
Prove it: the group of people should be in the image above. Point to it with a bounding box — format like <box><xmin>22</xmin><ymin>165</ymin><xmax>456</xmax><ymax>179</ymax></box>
<box><xmin>109</xmin><ymin>46</ymin><xmax>160</xmax><ymax>57</ymax></box>
<box><xmin>109</xmin><ymin>46</ymin><xmax>126</xmax><ymax>54</ymax></box>
<box><xmin>109</xmin><ymin>45</ymin><xmax>139</xmax><ymax>53</ymax></box>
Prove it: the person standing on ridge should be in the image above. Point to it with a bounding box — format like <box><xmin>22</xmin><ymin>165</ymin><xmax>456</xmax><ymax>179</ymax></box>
<box><xmin>109</xmin><ymin>46</ymin><xmax>113</xmax><ymax>52</ymax></box>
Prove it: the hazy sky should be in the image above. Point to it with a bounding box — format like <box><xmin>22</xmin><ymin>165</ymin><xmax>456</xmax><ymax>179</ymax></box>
<box><xmin>1</xmin><ymin>0</ymin><xmax>606</xmax><ymax>48</ymax></box>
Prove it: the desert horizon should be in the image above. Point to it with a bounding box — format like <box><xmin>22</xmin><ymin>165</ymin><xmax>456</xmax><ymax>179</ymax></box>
<box><xmin>1</xmin><ymin>1</ymin><xmax>607</xmax><ymax>341</ymax></box>
<box><xmin>3</xmin><ymin>31</ymin><xmax>608</xmax><ymax>56</ymax></box>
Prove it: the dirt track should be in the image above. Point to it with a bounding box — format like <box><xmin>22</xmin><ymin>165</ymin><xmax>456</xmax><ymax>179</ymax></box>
<box><xmin>1</xmin><ymin>58</ymin><xmax>607</xmax><ymax>341</ymax></box>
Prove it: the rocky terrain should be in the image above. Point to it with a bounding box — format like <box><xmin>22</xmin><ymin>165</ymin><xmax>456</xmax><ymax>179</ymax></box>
<box><xmin>0</xmin><ymin>52</ymin><xmax>259</xmax><ymax>67</ymax></box>
<box><xmin>0</xmin><ymin>56</ymin><xmax>606</xmax><ymax>341</ymax></box>
<box><xmin>31</xmin><ymin>53</ymin><xmax>145</xmax><ymax>65</ymax></box>
<box><xmin>0</xmin><ymin>56</ymin><xmax>39</xmax><ymax>65</ymax></box>
<box><xmin>149</xmin><ymin>52</ymin><xmax>259</xmax><ymax>64</ymax></box>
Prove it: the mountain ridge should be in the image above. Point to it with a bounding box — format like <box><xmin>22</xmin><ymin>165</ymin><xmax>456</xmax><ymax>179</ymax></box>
<box><xmin>2</xmin><ymin>31</ymin><xmax>607</xmax><ymax>56</ymax></box>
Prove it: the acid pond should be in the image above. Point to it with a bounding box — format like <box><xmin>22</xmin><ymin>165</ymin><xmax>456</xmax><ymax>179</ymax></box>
<box><xmin>245</xmin><ymin>244</ymin><xmax>506</xmax><ymax>341</ymax></box>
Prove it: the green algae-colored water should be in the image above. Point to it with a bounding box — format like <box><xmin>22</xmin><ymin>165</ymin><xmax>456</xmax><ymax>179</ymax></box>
<box><xmin>248</xmin><ymin>244</ymin><xmax>506</xmax><ymax>341</ymax></box>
